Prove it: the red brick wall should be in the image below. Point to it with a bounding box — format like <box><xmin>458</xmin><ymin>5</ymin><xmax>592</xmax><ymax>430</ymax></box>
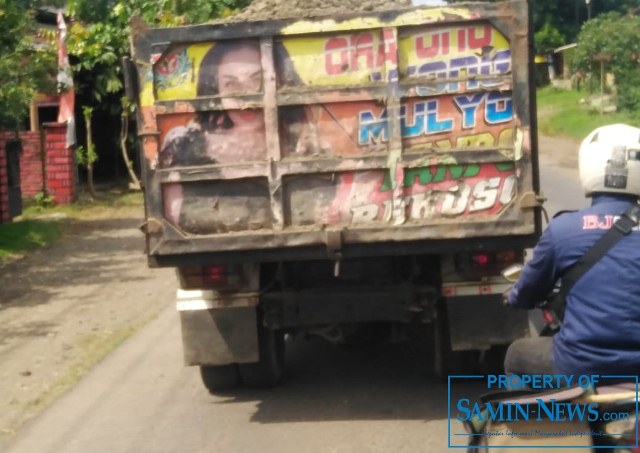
<box><xmin>0</xmin><ymin>142</ymin><xmax>8</xmax><ymax>223</ymax></box>
<box><xmin>19</xmin><ymin>132</ymin><xmax>44</xmax><ymax>198</ymax></box>
<box><xmin>43</xmin><ymin>123</ymin><xmax>76</xmax><ymax>206</ymax></box>
<box><xmin>0</xmin><ymin>132</ymin><xmax>43</xmax><ymax>198</ymax></box>
<box><xmin>0</xmin><ymin>130</ymin><xmax>45</xmax><ymax>200</ymax></box>
<box><xmin>0</xmin><ymin>123</ymin><xmax>76</xmax><ymax>223</ymax></box>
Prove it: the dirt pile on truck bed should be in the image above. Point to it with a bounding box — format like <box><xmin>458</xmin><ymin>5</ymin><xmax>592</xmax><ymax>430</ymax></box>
<box><xmin>226</xmin><ymin>0</ymin><xmax>413</xmax><ymax>22</ymax></box>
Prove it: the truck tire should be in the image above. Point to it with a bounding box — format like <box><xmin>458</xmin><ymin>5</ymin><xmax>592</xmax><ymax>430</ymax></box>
<box><xmin>238</xmin><ymin>320</ymin><xmax>285</xmax><ymax>388</ymax></box>
<box><xmin>200</xmin><ymin>364</ymin><xmax>239</xmax><ymax>393</ymax></box>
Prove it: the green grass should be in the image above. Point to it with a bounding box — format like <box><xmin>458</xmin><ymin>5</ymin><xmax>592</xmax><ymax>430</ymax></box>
<box><xmin>0</xmin><ymin>187</ymin><xmax>142</xmax><ymax>263</ymax></box>
<box><xmin>0</xmin><ymin>220</ymin><xmax>61</xmax><ymax>261</ymax></box>
<box><xmin>536</xmin><ymin>86</ymin><xmax>638</xmax><ymax>141</ymax></box>
<box><xmin>21</xmin><ymin>188</ymin><xmax>143</xmax><ymax>219</ymax></box>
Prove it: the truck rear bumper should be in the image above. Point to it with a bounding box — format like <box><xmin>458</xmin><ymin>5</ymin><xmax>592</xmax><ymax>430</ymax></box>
<box><xmin>261</xmin><ymin>285</ymin><xmax>435</xmax><ymax>328</ymax></box>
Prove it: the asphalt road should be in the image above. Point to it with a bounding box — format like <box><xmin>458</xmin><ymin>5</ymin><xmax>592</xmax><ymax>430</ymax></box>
<box><xmin>538</xmin><ymin>135</ymin><xmax>588</xmax><ymax>217</ymax></box>
<box><xmin>2</xmin><ymin>136</ymin><xmax>586</xmax><ymax>453</ymax></box>
<box><xmin>4</xmin><ymin>306</ymin><xmax>481</xmax><ymax>453</ymax></box>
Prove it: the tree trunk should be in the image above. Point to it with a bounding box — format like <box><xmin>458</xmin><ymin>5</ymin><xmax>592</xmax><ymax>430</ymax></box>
<box><xmin>84</xmin><ymin>110</ymin><xmax>97</xmax><ymax>199</ymax></box>
<box><xmin>120</xmin><ymin>113</ymin><xmax>140</xmax><ymax>190</ymax></box>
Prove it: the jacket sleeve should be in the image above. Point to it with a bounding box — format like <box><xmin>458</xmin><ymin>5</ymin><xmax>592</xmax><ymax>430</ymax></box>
<box><xmin>507</xmin><ymin>226</ymin><xmax>558</xmax><ymax>309</ymax></box>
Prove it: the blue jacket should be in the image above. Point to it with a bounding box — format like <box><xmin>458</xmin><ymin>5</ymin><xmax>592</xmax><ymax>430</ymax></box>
<box><xmin>508</xmin><ymin>194</ymin><xmax>640</xmax><ymax>376</ymax></box>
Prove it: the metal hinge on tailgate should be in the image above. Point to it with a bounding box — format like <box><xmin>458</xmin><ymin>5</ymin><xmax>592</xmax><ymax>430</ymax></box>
<box><xmin>519</xmin><ymin>191</ymin><xmax>546</xmax><ymax>209</ymax></box>
<box><xmin>139</xmin><ymin>218</ymin><xmax>163</xmax><ymax>235</ymax></box>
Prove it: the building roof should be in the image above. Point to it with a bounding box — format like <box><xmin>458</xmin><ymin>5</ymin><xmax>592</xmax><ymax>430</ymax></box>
<box><xmin>554</xmin><ymin>43</ymin><xmax>578</xmax><ymax>54</ymax></box>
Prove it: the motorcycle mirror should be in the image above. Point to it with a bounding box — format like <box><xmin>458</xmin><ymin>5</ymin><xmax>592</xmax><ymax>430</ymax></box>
<box><xmin>502</xmin><ymin>263</ymin><xmax>523</xmax><ymax>282</ymax></box>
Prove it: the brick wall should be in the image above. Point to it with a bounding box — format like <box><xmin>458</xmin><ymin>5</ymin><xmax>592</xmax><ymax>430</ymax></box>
<box><xmin>0</xmin><ymin>123</ymin><xmax>76</xmax><ymax>223</ymax></box>
<box><xmin>43</xmin><ymin>123</ymin><xmax>76</xmax><ymax>206</ymax></box>
<box><xmin>0</xmin><ymin>142</ymin><xmax>8</xmax><ymax>223</ymax></box>
<box><xmin>19</xmin><ymin>132</ymin><xmax>44</xmax><ymax>198</ymax></box>
<box><xmin>0</xmin><ymin>131</ymin><xmax>44</xmax><ymax>200</ymax></box>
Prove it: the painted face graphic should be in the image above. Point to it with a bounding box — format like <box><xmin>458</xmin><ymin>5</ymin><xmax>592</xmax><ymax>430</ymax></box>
<box><xmin>217</xmin><ymin>45</ymin><xmax>264</xmax><ymax>131</ymax></box>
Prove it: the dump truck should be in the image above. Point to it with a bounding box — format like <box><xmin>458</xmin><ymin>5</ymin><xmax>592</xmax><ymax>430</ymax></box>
<box><xmin>125</xmin><ymin>0</ymin><xmax>542</xmax><ymax>392</ymax></box>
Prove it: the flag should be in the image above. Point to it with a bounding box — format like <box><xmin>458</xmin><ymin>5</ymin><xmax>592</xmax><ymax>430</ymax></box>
<box><xmin>56</xmin><ymin>11</ymin><xmax>76</xmax><ymax>147</ymax></box>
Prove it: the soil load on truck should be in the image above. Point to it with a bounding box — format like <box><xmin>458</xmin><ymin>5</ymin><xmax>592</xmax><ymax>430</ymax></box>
<box><xmin>226</xmin><ymin>0</ymin><xmax>413</xmax><ymax>22</ymax></box>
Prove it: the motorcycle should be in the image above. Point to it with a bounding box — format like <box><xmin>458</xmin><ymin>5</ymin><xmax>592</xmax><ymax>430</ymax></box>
<box><xmin>462</xmin><ymin>264</ymin><xmax>639</xmax><ymax>452</ymax></box>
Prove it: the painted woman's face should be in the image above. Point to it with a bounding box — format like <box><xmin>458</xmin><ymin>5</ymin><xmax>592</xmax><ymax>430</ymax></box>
<box><xmin>217</xmin><ymin>45</ymin><xmax>263</xmax><ymax>131</ymax></box>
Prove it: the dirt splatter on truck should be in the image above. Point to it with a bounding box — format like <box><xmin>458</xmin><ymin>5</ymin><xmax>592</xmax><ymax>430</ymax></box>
<box><xmin>126</xmin><ymin>0</ymin><xmax>542</xmax><ymax>391</ymax></box>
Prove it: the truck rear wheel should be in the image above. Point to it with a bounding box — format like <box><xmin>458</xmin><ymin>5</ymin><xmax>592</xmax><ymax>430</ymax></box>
<box><xmin>238</xmin><ymin>319</ymin><xmax>285</xmax><ymax>388</ymax></box>
<box><xmin>200</xmin><ymin>364</ymin><xmax>240</xmax><ymax>393</ymax></box>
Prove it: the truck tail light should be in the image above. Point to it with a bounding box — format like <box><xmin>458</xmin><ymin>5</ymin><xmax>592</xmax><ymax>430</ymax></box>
<box><xmin>204</xmin><ymin>265</ymin><xmax>227</xmax><ymax>286</ymax></box>
<box><xmin>472</xmin><ymin>252</ymin><xmax>491</xmax><ymax>267</ymax></box>
<box><xmin>455</xmin><ymin>250</ymin><xmax>521</xmax><ymax>280</ymax></box>
<box><xmin>178</xmin><ymin>265</ymin><xmax>242</xmax><ymax>291</ymax></box>
<box><xmin>455</xmin><ymin>252</ymin><xmax>493</xmax><ymax>279</ymax></box>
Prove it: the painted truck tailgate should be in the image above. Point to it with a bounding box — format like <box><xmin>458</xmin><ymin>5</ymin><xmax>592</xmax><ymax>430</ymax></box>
<box><xmin>129</xmin><ymin>0</ymin><xmax>540</xmax><ymax>262</ymax></box>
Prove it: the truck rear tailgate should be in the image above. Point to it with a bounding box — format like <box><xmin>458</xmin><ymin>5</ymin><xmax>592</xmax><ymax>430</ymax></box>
<box><xmin>129</xmin><ymin>0</ymin><xmax>540</xmax><ymax>264</ymax></box>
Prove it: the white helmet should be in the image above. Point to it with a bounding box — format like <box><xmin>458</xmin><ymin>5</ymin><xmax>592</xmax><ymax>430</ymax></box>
<box><xmin>579</xmin><ymin>123</ymin><xmax>640</xmax><ymax>197</ymax></box>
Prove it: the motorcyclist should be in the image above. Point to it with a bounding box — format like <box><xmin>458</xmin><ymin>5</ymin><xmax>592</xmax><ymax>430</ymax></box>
<box><xmin>504</xmin><ymin>123</ymin><xmax>640</xmax><ymax>376</ymax></box>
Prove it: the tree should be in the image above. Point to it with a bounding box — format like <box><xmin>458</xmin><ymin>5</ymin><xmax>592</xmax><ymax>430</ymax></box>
<box><xmin>0</xmin><ymin>0</ymin><xmax>56</xmax><ymax>131</ymax></box>
<box><xmin>588</xmin><ymin>0</ymin><xmax>640</xmax><ymax>17</ymax></box>
<box><xmin>77</xmin><ymin>106</ymin><xmax>98</xmax><ymax>198</ymax></box>
<box><xmin>570</xmin><ymin>12</ymin><xmax>640</xmax><ymax>113</ymax></box>
<box><xmin>13</xmin><ymin>0</ymin><xmax>66</xmax><ymax>9</ymax></box>
<box><xmin>534</xmin><ymin>22</ymin><xmax>564</xmax><ymax>55</ymax></box>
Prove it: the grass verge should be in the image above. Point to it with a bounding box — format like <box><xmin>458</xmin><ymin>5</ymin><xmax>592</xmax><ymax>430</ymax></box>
<box><xmin>0</xmin><ymin>220</ymin><xmax>61</xmax><ymax>262</ymax></box>
<box><xmin>536</xmin><ymin>86</ymin><xmax>639</xmax><ymax>141</ymax></box>
<box><xmin>21</xmin><ymin>188</ymin><xmax>143</xmax><ymax>220</ymax></box>
<box><xmin>26</xmin><ymin>319</ymin><xmax>150</xmax><ymax>411</ymax></box>
<box><xmin>0</xmin><ymin>311</ymin><xmax>161</xmax><ymax>442</ymax></box>
<box><xmin>0</xmin><ymin>188</ymin><xmax>142</xmax><ymax>264</ymax></box>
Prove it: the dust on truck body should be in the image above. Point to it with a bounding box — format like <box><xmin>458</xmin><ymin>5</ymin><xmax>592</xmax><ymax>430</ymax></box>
<box><xmin>127</xmin><ymin>0</ymin><xmax>541</xmax><ymax>391</ymax></box>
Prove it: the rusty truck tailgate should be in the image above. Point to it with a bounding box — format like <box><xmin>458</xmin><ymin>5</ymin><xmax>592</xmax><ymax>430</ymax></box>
<box><xmin>129</xmin><ymin>0</ymin><xmax>540</xmax><ymax>263</ymax></box>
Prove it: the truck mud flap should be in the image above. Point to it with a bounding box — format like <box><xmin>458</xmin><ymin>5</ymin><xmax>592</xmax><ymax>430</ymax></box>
<box><xmin>445</xmin><ymin>295</ymin><xmax>528</xmax><ymax>351</ymax></box>
<box><xmin>180</xmin><ymin>307</ymin><xmax>258</xmax><ymax>366</ymax></box>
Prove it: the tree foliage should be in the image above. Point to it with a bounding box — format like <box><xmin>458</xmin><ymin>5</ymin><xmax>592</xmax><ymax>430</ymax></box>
<box><xmin>570</xmin><ymin>12</ymin><xmax>640</xmax><ymax>113</ymax></box>
<box><xmin>534</xmin><ymin>22</ymin><xmax>564</xmax><ymax>54</ymax></box>
<box><xmin>13</xmin><ymin>0</ymin><xmax>66</xmax><ymax>9</ymax></box>
<box><xmin>0</xmin><ymin>0</ymin><xmax>56</xmax><ymax>130</ymax></box>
